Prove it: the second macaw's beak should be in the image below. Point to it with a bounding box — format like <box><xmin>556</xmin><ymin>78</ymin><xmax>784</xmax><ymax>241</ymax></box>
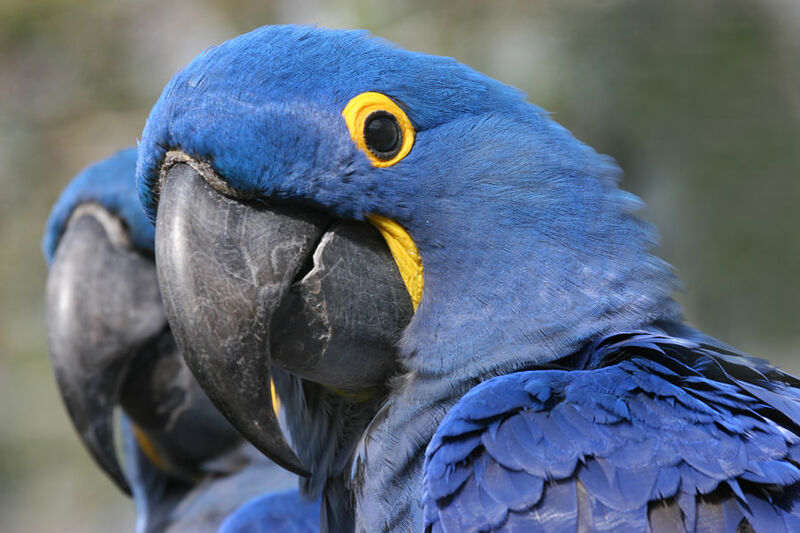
<box><xmin>155</xmin><ymin>163</ymin><xmax>412</xmax><ymax>477</ymax></box>
<box><xmin>46</xmin><ymin>206</ymin><xmax>166</xmax><ymax>493</ymax></box>
<box><xmin>46</xmin><ymin>203</ymin><xmax>247</xmax><ymax>495</ymax></box>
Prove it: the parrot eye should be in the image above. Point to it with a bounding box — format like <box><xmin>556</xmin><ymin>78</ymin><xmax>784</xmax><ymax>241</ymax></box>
<box><xmin>342</xmin><ymin>92</ymin><xmax>415</xmax><ymax>167</ymax></box>
<box><xmin>364</xmin><ymin>111</ymin><xmax>401</xmax><ymax>160</ymax></box>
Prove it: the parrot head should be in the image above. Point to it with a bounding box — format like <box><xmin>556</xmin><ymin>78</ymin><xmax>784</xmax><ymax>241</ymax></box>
<box><xmin>138</xmin><ymin>26</ymin><xmax>680</xmax><ymax>478</ymax></box>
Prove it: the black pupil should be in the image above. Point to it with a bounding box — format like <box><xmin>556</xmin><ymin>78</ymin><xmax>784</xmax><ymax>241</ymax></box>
<box><xmin>364</xmin><ymin>111</ymin><xmax>401</xmax><ymax>159</ymax></box>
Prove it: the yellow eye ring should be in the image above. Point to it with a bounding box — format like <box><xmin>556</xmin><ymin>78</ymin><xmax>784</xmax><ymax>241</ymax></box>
<box><xmin>342</xmin><ymin>92</ymin><xmax>415</xmax><ymax>168</ymax></box>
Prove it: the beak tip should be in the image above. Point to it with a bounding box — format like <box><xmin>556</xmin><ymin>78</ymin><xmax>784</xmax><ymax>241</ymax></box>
<box><xmin>81</xmin><ymin>428</ymin><xmax>132</xmax><ymax>495</ymax></box>
<box><xmin>276</xmin><ymin>455</ymin><xmax>311</xmax><ymax>478</ymax></box>
<box><xmin>241</xmin><ymin>425</ymin><xmax>310</xmax><ymax>478</ymax></box>
<box><xmin>108</xmin><ymin>467</ymin><xmax>133</xmax><ymax>496</ymax></box>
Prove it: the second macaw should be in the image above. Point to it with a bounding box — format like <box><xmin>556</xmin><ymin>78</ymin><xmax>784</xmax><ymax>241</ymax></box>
<box><xmin>43</xmin><ymin>147</ymin><xmax>320</xmax><ymax>532</ymax></box>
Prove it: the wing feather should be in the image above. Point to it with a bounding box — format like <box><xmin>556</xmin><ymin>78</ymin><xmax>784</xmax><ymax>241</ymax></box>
<box><xmin>422</xmin><ymin>332</ymin><xmax>800</xmax><ymax>532</ymax></box>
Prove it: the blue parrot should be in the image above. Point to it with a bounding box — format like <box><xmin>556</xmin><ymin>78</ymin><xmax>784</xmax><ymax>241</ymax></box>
<box><xmin>136</xmin><ymin>26</ymin><xmax>800</xmax><ymax>532</ymax></box>
<box><xmin>43</xmin><ymin>147</ymin><xmax>320</xmax><ymax>532</ymax></box>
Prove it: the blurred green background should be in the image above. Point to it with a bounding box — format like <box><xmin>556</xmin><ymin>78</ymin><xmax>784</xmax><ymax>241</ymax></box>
<box><xmin>1</xmin><ymin>0</ymin><xmax>798</xmax><ymax>531</ymax></box>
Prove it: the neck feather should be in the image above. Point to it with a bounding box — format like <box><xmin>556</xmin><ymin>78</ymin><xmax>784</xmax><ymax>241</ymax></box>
<box><xmin>403</xmin><ymin>156</ymin><xmax>681</xmax><ymax>378</ymax></box>
<box><xmin>272</xmin><ymin>369</ymin><xmax>385</xmax><ymax>532</ymax></box>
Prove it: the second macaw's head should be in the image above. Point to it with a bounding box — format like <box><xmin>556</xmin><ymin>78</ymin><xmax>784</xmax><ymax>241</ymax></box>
<box><xmin>43</xmin><ymin>148</ymin><xmax>251</xmax><ymax>494</ymax></box>
<box><xmin>46</xmin><ymin>149</ymin><xmax>319</xmax><ymax>532</ymax></box>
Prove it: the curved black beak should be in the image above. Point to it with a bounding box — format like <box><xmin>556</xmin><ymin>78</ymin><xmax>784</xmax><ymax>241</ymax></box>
<box><xmin>46</xmin><ymin>207</ymin><xmax>166</xmax><ymax>494</ymax></box>
<box><xmin>155</xmin><ymin>163</ymin><xmax>412</xmax><ymax>477</ymax></box>
<box><xmin>156</xmin><ymin>164</ymin><xmax>325</xmax><ymax>476</ymax></box>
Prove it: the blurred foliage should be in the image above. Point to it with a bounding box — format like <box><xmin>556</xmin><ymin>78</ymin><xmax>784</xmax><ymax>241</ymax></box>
<box><xmin>1</xmin><ymin>1</ymin><xmax>798</xmax><ymax>531</ymax></box>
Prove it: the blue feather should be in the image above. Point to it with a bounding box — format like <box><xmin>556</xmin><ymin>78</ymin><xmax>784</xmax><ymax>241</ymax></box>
<box><xmin>423</xmin><ymin>332</ymin><xmax>800</xmax><ymax>531</ymax></box>
<box><xmin>218</xmin><ymin>491</ymin><xmax>320</xmax><ymax>533</ymax></box>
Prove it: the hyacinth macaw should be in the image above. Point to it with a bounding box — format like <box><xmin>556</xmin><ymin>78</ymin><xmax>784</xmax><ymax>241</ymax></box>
<box><xmin>137</xmin><ymin>26</ymin><xmax>800</xmax><ymax>532</ymax></box>
<box><xmin>43</xmin><ymin>147</ymin><xmax>320</xmax><ymax>532</ymax></box>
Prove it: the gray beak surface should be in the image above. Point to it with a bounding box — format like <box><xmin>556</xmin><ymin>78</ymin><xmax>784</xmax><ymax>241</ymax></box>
<box><xmin>155</xmin><ymin>163</ymin><xmax>412</xmax><ymax>477</ymax></box>
<box><xmin>46</xmin><ymin>207</ymin><xmax>165</xmax><ymax>493</ymax></box>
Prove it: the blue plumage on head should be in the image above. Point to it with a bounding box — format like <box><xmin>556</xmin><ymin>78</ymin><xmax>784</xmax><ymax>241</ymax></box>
<box><xmin>137</xmin><ymin>25</ymin><xmax>680</xmax><ymax>377</ymax></box>
<box><xmin>43</xmin><ymin>147</ymin><xmax>153</xmax><ymax>265</ymax></box>
<box><xmin>137</xmin><ymin>24</ymin><xmax>527</xmax><ymax>221</ymax></box>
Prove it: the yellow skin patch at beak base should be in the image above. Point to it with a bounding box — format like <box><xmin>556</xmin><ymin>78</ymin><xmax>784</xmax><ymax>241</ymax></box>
<box><xmin>367</xmin><ymin>214</ymin><xmax>423</xmax><ymax>310</ymax></box>
<box><xmin>132</xmin><ymin>424</ymin><xmax>169</xmax><ymax>472</ymax></box>
<box><xmin>270</xmin><ymin>378</ymin><xmax>281</xmax><ymax>415</ymax></box>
